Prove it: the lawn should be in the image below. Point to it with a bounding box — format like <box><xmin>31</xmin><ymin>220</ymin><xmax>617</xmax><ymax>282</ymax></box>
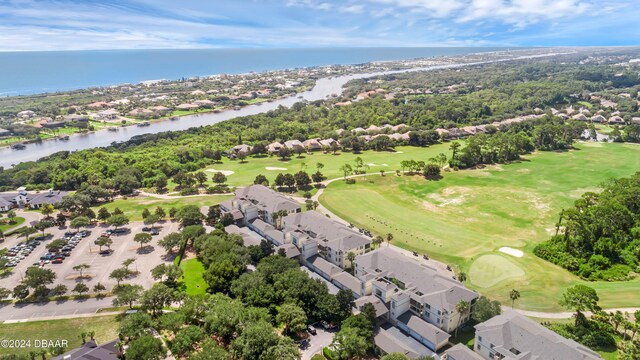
<box><xmin>154</xmin><ymin>144</ymin><xmax>461</xmax><ymax>192</ymax></box>
<box><xmin>0</xmin><ymin>314</ymin><xmax>120</xmax><ymax>358</ymax></box>
<box><xmin>91</xmin><ymin>194</ymin><xmax>232</xmax><ymax>221</ymax></box>
<box><xmin>0</xmin><ymin>216</ymin><xmax>25</xmax><ymax>232</ymax></box>
<box><xmin>180</xmin><ymin>258</ymin><xmax>208</xmax><ymax>295</ymax></box>
<box><xmin>320</xmin><ymin>141</ymin><xmax>640</xmax><ymax>312</ymax></box>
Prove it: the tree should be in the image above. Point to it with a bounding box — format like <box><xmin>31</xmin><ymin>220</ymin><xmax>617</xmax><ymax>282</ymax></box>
<box><xmin>195</xmin><ymin>171</ymin><xmax>208</xmax><ymax>186</ymax></box>
<box><xmin>346</xmin><ymin>251</ymin><xmax>356</xmax><ymax>269</ymax></box>
<box><xmin>386</xmin><ymin>233</ymin><xmax>393</xmax><ymax>246</ymax></box>
<box><xmin>151</xmin><ymin>264</ymin><xmax>183</xmax><ymax>286</ymax></box>
<box><xmin>155</xmin><ymin>206</ymin><xmax>166</xmax><ymax>219</ymax></box>
<box><xmin>41</xmin><ymin>203</ymin><xmax>55</xmax><ymax>219</ymax></box>
<box><xmin>109</xmin><ymin>267</ymin><xmax>129</xmax><ymax>287</ymax></box>
<box><xmin>340</xmin><ymin>164</ymin><xmax>353</xmax><ymax>180</ymax></box>
<box><xmin>6</xmin><ymin>210</ymin><xmax>17</xmax><ymax>224</ymax></box>
<box><xmin>277</xmin><ymin>303</ymin><xmax>308</xmax><ymax>335</ymax></box>
<box><xmin>155</xmin><ymin>176</ymin><xmax>168</xmax><ymax>193</ymax></box>
<box><xmin>254</xmin><ymin>174</ymin><xmax>269</xmax><ymax>186</ymax></box>
<box><xmin>159</xmin><ymin>232</ymin><xmax>182</xmax><ymax>254</ymax></box>
<box><xmin>97</xmin><ymin>207</ymin><xmax>111</xmax><ymax>222</ymax></box>
<box><xmin>372</xmin><ymin>235</ymin><xmax>383</xmax><ymax>248</ymax></box>
<box><xmin>23</xmin><ymin>266</ymin><xmax>56</xmax><ymax>291</ymax></box>
<box><xmin>207</xmin><ymin>205</ymin><xmax>221</xmax><ymax>224</ymax></box>
<box><xmin>113</xmin><ymin>284</ymin><xmax>144</xmax><ymax>308</ymax></box>
<box><xmin>231</xmin><ymin>320</ymin><xmax>279</xmax><ymax>360</ymax></box>
<box><xmin>126</xmin><ymin>335</ymin><xmax>165</xmax><ymax>360</ymax></box>
<box><xmin>294</xmin><ymin>171</ymin><xmax>311</xmax><ymax>190</ymax></box>
<box><xmin>72</xmin><ymin>263</ymin><xmax>90</xmax><ymax>279</ymax></box>
<box><xmin>171</xmin><ymin>325</ymin><xmax>206</xmax><ymax>357</ymax></box>
<box><xmin>93</xmin><ymin>282</ymin><xmax>106</xmax><ymax>295</ymax></box>
<box><xmin>34</xmin><ymin>220</ymin><xmax>53</xmax><ymax>237</ymax></box>
<box><xmin>278</xmin><ymin>146</ymin><xmax>291</xmax><ymax>160</ymax></box>
<box><xmin>70</xmin><ymin>216</ymin><xmax>90</xmax><ymax>232</ymax></box>
<box><xmin>204</xmin><ymin>255</ymin><xmax>244</xmax><ymax>293</ymax></box>
<box><xmin>212</xmin><ymin>172</ymin><xmax>227</xmax><ymax>184</ymax></box>
<box><xmin>72</xmin><ymin>283</ymin><xmax>89</xmax><ymax>296</ymax></box>
<box><xmin>455</xmin><ymin>300</ymin><xmax>470</xmax><ymax>337</ymax></box>
<box><xmin>560</xmin><ymin>285</ymin><xmax>600</xmax><ymax>327</ymax></box>
<box><xmin>472</xmin><ymin>296</ymin><xmax>502</xmax><ymax>322</ymax></box>
<box><xmin>51</xmin><ymin>284</ymin><xmax>67</xmax><ymax>296</ymax></box>
<box><xmin>134</xmin><ymin>232</ymin><xmax>152</xmax><ymax>250</ymax></box>
<box><xmin>141</xmin><ymin>282</ymin><xmax>176</xmax><ymax>316</ymax></box>
<box><xmin>423</xmin><ymin>163</ymin><xmax>441</xmax><ymax>179</ymax></box>
<box><xmin>332</xmin><ymin>327</ymin><xmax>369</xmax><ymax>360</ymax></box>
<box><xmin>106</xmin><ymin>214</ymin><xmax>129</xmax><ymax>231</ymax></box>
<box><xmin>144</xmin><ymin>214</ymin><xmax>160</xmax><ymax>229</ymax></box>
<box><xmin>122</xmin><ymin>258</ymin><xmax>136</xmax><ymax>272</ymax></box>
<box><xmin>141</xmin><ymin>208</ymin><xmax>151</xmax><ymax>220</ymax></box>
<box><xmin>95</xmin><ymin>236</ymin><xmax>112</xmax><ymax>252</ymax></box>
<box><xmin>449</xmin><ymin>141</ymin><xmax>462</xmax><ymax>166</ymax></box>
<box><xmin>458</xmin><ymin>271</ymin><xmax>467</xmax><ymax>283</ymax></box>
<box><xmin>56</xmin><ymin>212</ymin><xmax>67</xmax><ymax>226</ymax></box>
<box><xmin>0</xmin><ymin>287</ymin><xmax>12</xmax><ymax>300</ymax></box>
<box><xmin>176</xmin><ymin>205</ymin><xmax>204</xmax><ymax>226</ymax></box>
<box><xmin>118</xmin><ymin>311</ymin><xmax>153</xmax><ymax>340</ymax></box>
<box><xmin>509</xmin><ymin>289</ymin><xmax>521</xmax><ymax>308</ymax></box>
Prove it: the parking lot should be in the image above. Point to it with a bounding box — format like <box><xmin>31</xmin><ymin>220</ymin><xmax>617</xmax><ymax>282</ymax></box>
<box><xmin>1</xmin><ymin>220</ymin><xmax>180</xmax><ymax>295</ymax></box>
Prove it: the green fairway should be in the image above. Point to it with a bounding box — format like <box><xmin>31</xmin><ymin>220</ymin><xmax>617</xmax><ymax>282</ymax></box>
<box><xmin>320</xmin><ymin>141</ymin><xmax>640</xmax><ymax>311</ymax></box>
<box><xmin>91</xmin><ymin>194</ymin><xmax>232</xmax><ymax>221</ymax></box>
<box><xmin>0</xmin><ymin>314</ymin><xmax>120</xmax><ymax>357</ymax></box>
<box><xmin>180</xmin><ymin>258</ymin><xmax>208</xmax><ymax>295</ymax></box>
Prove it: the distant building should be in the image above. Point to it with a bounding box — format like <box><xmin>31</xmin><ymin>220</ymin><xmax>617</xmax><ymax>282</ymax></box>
<box><xmin>52</xmin><ymin>339</ymin><xmax>120</xmax><ymax>360</ymax></box>
<box><xmin>95</xmin><ymin>109</ymin><xmax>119</xmax><ymax>120</ymax></box>
<box><xmin>0</xmin><ymin>188</ymin><xmax>68</xmax><ymax>211</ymax></box>
<box><xmin>220</xmin><ymin>185</ymin><xmax>301</xmax><ymax>227</ymax></box>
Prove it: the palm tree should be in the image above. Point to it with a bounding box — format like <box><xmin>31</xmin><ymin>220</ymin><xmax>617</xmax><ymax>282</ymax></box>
<box><xmin>386</xmin><ymin>233</ymin><xmax>394</xmax><ymax>247</ymax></box>
<box><xmin>510</xmin><ymin>289</ymin><xmax>521</xmax><ymax>308</ymax></box>
<box><xmin>449</xmin><ymin>142</ymin><xmax>461</xmax><ymax>165</ymax></box>
<box><xmin>346</xmin><ymin>251</ymin><xmax>356</xmax><ymax>272</ymax></box>
<box><xmin>455</xmin><ymin>300</ymin><xmax>470</xmax><ymax>337</ymax></box>
<box><xmin>373</xmin><ymin>235</ymin><xmax>384</xmax><ymax>248</ymax></box>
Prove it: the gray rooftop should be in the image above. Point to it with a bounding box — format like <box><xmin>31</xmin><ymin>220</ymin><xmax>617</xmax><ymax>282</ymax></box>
<box><xmin>445</xmin><ymin>344</ymin><xmax>484</xmax><ymax>360</ymax></box>
<box><xmin>474</xmin><ymin>310</ymin><xmax>602</xmax><ymax>360</ymax></box>
<box><xmin>354</xmin><ymin>295</ymin><xmax>389</xmax><ymax>318</ymax></box>
<box><xmin>375</xmin><ymin>324</ymin><xmax>436</xmax><ymax>359</ymax></box>
<box><xmin>276</xmin><ymin>243</ymin><xmax>301</xmax><ymax>258</ymax></box>
<box><xmin>356</xmin><ymin>247</ymin><xmax>477</xmax><ymax>311</ymax></box>
<box><xmin>332</xmin><ymin>271</ymin><xmax>362</xmax><ymax>294</ymax></box>
<box><xmin>398</xmin><ymin>311</ymin><xmax>451</xmax><ymax>346</ymax></box>
<box><xmin>308</xmin><ymin>255</ymin><xmax>344</xmax><ymax>279</ymax></box>
<box><xmin>284</xmin><ymin>211</ymin><xmax>370</xmax><ymax>252</ymax></box>
<box><xmin>235</xmin><ymin>185</ymin><xmax>301</xmax><ymax>214</ymax></box>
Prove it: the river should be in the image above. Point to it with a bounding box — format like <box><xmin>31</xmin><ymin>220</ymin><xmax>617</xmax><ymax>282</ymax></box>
<box><xmin>0</xmin><ymin>52</ymin><xmax>568</xmax><ymax>169</ymax></box>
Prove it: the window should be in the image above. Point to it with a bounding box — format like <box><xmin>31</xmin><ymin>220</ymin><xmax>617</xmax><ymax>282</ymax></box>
<box><xmin>477</xmin><ymin>344</ymin><xmax>481</xmax><ymax>350</ymax></box>
<box><xmin>425</xmin><ymin>312</ymin><xmax>430</xmax><ymax>318</ymax></box>
<box><xmin>478</xmin><ymin>336</ymin><xmax>482</xmax><ymax>342</ymax></box>
<box><xmin>426</xmin><ymin>304</ymin><xmax>431</xmax><ymax>309</ymax></box>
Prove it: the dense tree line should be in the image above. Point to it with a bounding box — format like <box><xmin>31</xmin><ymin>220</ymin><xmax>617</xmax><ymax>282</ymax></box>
<box><xmin>453</xmin><ymin>117</ymin><xmax>586</xmax><ymax>169</ymax></box>
<box><xmin>535</xmin><ymin>172</ymin><xmax>640</xmax><ymax>280</ymax></box>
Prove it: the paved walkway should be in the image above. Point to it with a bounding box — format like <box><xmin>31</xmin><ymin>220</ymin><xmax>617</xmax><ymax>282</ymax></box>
<box><xmin>0</xmin><ymin>296</ymin><xmax>116</xmax><ymax>323</ymax></box>
<box><xmin>511</xmin><ymin>307</ymin><xmax>640</xmax><ymax>319</ymax></box>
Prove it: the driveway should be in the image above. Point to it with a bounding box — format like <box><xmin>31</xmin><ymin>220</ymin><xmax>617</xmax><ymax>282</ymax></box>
<box><xmin>301</xmin><ymin>326</ymin><xmax>335</xmax><ymax>360</ymax></box>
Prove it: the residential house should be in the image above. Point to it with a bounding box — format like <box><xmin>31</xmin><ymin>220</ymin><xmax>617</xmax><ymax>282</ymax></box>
<box><xmin>95</xmin><ymin>109</ymin><xmax>119</xmax><ymax>120</ymax></box>
<box><xmin>267</xmin><ymin>142</ymin><xmax>284</xmax><ymax>153</ymax></box>
<box><xmin>474</xmin><ymin>310</ymin><xmax>602</xmax><ymax>360</ymax></box>
<box><xmin>302</xmin><ymin>138</ymin><xmax>322</xmax><ymax>151</ymax></box>
<box><xmin>444</xmin><ymin>344</ymin><xmax>483</xmax><ymax>360</ymax></box>
<box><xmin>284</xmin><ymin>139</ymin><xmax>305</xmax><ymax>152</ymax></box>
<box><xmin>193</xmin><ymin>99</ymin><xmax>215</xmax><ymax>107</ymax></box>
<box><xmin>52</xmin><ymin>339</ymin><xmax>120</xmax><ymax>360</ymax></box>
<box><xmin>319</xmin><ymin>138</ymin><xmax>339</xmax><ymax>149</ymax></box>
<box><xmin>608</xmin><ymin>116</ymin><xmax>625</xmax><ymax>125</ymax></box>
<box><xmin>87</xmin><ymin>101</ymin><xmax>111</xmax><ymax>109</ymax></box>
<box><xmin>63</xmin><ymin>114</ymin><xmax>89</xmax><ymax>123</ymax></box>
<box><xmin>591</xmin><ymin>115</ymin><xmax>606</xmax><ymax>123</ymax></box>
<box><xmin>355</xmin><ymin>247</ymin><xmax>478</xmax><ymax>336</ymax></box>
<box><xmin>572</xmin><ymin>114</ymin><xmax>588</xmax><ymax>121</ymax></box>
<box><xmin>374</xmin><ymin>325</ymin><xmax>437</xmax><ymax>359</ymax></box>
<box><xmin>0</xmin><ymin>197</ymin><xmax>12</xmax><ymax>212</ymax></box>
<box><xmin>220</xmin><ymin>185</ymin><xmax>301</xmax><ymax>228</ymax></box>
<box><xmin>17</xmin><ymin>110</ymin><xmax>36</xmax><ymax>118</ymax></box>
<box><xmin>283</xmin><ymin>211</ymin><xmax>371</xmax><ymax>268</ymax></box>
<box><xmin>150</xmin><ymin>106</ymin><xmax>172</xmax><ymax>115</ymax></box>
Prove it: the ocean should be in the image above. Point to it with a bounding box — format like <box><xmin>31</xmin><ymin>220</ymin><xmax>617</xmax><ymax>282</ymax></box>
<box><xmin>0</xmin><ymin>47</ymin><xmax>513</xmax><ymax>96</ymax></box>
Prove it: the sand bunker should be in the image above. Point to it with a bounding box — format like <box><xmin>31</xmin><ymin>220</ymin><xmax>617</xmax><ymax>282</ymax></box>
<box><xmin>499</xmin><ymin>247</ymin><xmax>524</xmax><ymax>258</ymax></box>
<box><xmin>206</xmin><ymin>169</ymin><xmax>235</xmax><ymax>176</ymax></box>
<box><xmin>265</xmin><ymin>167</ymin><xmax>288</xmax><ymax>171</ymax></box>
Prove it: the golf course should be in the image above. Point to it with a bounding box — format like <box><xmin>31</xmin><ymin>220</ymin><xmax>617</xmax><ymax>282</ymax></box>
<box><xmin>319</xmin><ymin>141</ymin><xmax>640</xmax><ymax>312</ymax></box>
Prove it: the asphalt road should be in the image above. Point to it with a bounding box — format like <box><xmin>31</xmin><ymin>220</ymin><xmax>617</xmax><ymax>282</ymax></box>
<box><xmin>0</xmin><ymin>296</ymin><xmax>115</xmax><ymax>322</ymax></box>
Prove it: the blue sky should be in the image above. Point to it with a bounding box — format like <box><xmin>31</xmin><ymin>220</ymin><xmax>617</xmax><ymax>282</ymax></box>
<box><xmin>0</xmin><ymin>0</ymin><xmax>638</xmax><ymax>51</ymax></box>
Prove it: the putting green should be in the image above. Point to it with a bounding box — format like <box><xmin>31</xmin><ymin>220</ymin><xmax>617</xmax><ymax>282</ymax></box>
<box><xmin>469</xmin><ymin>254</ymin><xmax>525</xmax><ymax>288</ymax></box>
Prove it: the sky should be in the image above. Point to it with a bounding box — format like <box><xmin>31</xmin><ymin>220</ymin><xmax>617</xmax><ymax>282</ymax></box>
<box><xmin>0</xmin><ymin>0</ymin><xmax>638</xmax><ymax>51</ymax></box>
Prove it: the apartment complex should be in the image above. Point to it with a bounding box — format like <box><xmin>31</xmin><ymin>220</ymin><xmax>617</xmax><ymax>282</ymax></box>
<box><xmin>473</xmin><ymin>310</ymin><xmax>602</xmax><ymax>360</ymax></box>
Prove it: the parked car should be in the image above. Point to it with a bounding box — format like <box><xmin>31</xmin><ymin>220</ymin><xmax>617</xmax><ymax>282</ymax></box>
<box><xmin>51</xmin><ymin>258</ymin><xmax>64</xmax><ymax>264</ymax></box>
<box><xmin>99</xmin><ymin>249</ymin><xmax>112</xmax><ymax>255</ymax></box>
<box><xmin>142</xmin><ymin>227</ymin><xmax>153</xmax><ymax>232</ymax></box>
<box><xmin>307</xmin><ymin>325</ymin><xmax>317</xmax><ymax>335</ymax></box>
<box><xmin>150</xmin><ymin>229</ymin><xmax>160</xmax><ymax>236</ymax></box>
